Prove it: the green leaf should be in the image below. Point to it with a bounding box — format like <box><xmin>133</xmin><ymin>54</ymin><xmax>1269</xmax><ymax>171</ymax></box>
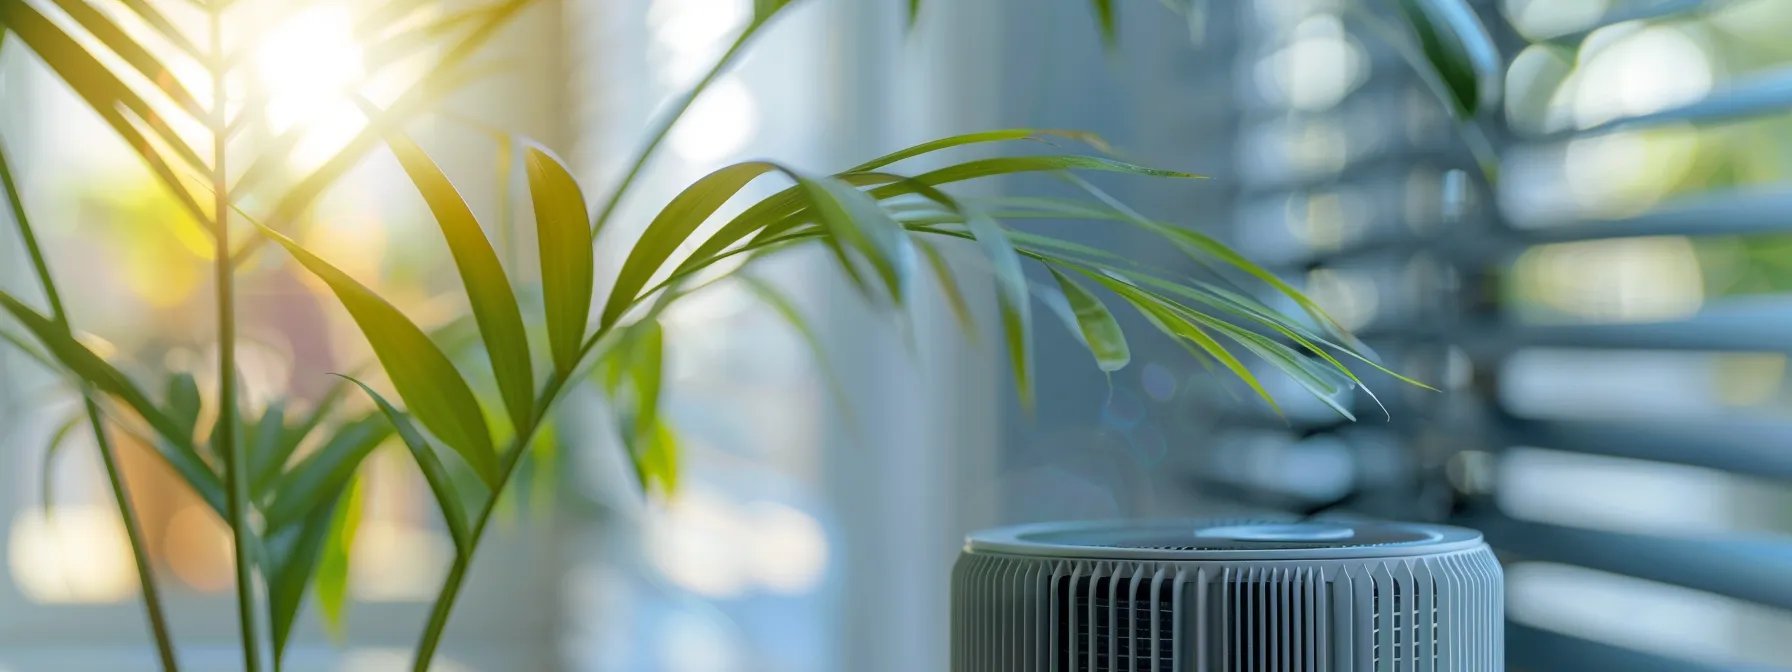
<box><xmin>1175</xmin><ymin>308</ymin><xmax>1356</xmax><ymax>420</ymax></box>
<box><xmin>255</xmin><ymin>223</ymin><xmax>500</xmax><ymax>487</ymax></box>
<box><xmin>0</xmin><ymin>0</ymin><xmax>209</xmax><ymax>227</ymax></box>
<box><xmin>1091</xmin><ymin>0</ymin><xmax>1118</xmax><ymax>47</ymax></box>
<box><xmin>265</xmin><ymin>491</ymin><xmax>344</xmax><ymax>665</ymax></box>
<box><xmin>0</xmin><ymin>291</ymin><xmax>224</xmax><ymax>512</ymax></box>
<box><xmin>1064</xmin><ymin>174</ymin><xmax>1371</xmax><ymax>355</ymax></box>
<box><xmin>524</xmin><ymin>146</ymin><xmax>595</xmax><ymax>378</ymax></box>
<box><xmin>684</xmin><ymin>139</ymin><xmax>1141</xmax><ymax>272</ymax></box>
<box><xmin>914</xmin><ymin>239</ymin><xmax>978</xmax><ymax>342</ymax></box>
<box><xmin>1394</xmin><ymin>0</ymin><xmax>1500</xmax><ymax>118</ymax></box>
<box><xmin>753</xmin><ymin>0</ymin><xmax>792</xmax><ymax>23</ymax></box>
<box><xmin>1081</xmin><ymin>271</ymin><xmax>1282</xmax><ymax>416</ymax></box>
<box><xmin>630</xmin><ymin>321</ymin><xmax>664</xmax><ymax>455</ymax></box>
<box><xmin>43</xmin><ymin>0</ymin><xmax>207</xmax><ymax>120</ymax></box>
<box><xmin>1048</xmin><ymin>268</ymin><xmax>1129</xmax><ymax>372</ymax></box>
<box><xmin>370</xmin><ymin>120</ymin><xmax>534</xmax><ymax>436</ymax></box>
<box><xmin>252</xmin><ymin>386</ymin><xmax>344</xmax><ymax>496</ymax></box>
<box><xmin>739</xmin><ymin>276</ymin><xmax>855</xmax><ymax>422</ymax></box>
<box><xmin>261</xmin><ymin>417</ymin><xmax>390</xmax><ymax>534</ymax></box>
<box><xmin>39</xmin><ymin>414</ymin><xmax>82</xmax><ymax>515</ymax></box>
<box><xmin>634</xmin><ymin>419</ymin><xmax>679</xmax><ymax>497</ymax></box>
<box><xmin>962</xmin><ymin>209</ymin><xmax>1033</xmax><ymax>409</ymax></box>
<box><xmin>844</xmin><ymin>129</ymin><xmax>1110</xmax><ymax>174</ymax></box>
<box><xmin>603</xmin><ymin>161</ymin><xmax>780</xmax><ymax>328</ymax></box>
<box><xmin>796</xmin><ymin>174</ymin><xmax>915</xmax><ymax>305</ymax></box>
<box><xmin>906</xmin><ymin>0</ymin><xmax>920</xmax><ymax>29</ymax></box>
<box><xmin>115</xmin><ymin>0</ymin><xmax>202</xmax><ymax>61</ymax></box>
<box><xmin>314</xmin><ymin>474</ymin><xmax>363</xmax><ymax>641</ymax></box>
<box><xmin>249</xmin><ymin>400</ymin><xmax>287</xmax><ymax>483</ymax></box>
<box><xmin>164</xmin><ymin>372</ymin><xmax>201</xmax><ymax>443</ymax></box>
<box><xmin>335</xmin><ymin>375</ymin><xmax>472</xmax><ymax>553</ymax></box>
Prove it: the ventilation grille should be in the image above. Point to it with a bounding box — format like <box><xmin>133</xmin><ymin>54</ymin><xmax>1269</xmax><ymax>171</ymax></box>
<box><xmin>1222</xmin><ymin>568</ymin><xmax>1324</xmax><ymax>671</ymax></box>
<box><xmin>1054</xmin><ymin>571</ymin><xmax>1175</xmax><ymax>672</ymax></box>
<box><xmin>1372</xmin><ymin>579</ymin><xmax>1440</xmax><ymax>667</ymax></box>
<box><xmin>951</xmin><ymin>545</ymin><xmax>1503</xmax><ymax>671</ymax></box>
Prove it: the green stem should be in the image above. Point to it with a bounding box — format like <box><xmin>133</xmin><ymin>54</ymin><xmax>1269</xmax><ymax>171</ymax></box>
<box><xmin>211</xmin><ymin>8</ymin><xmax>262</xmax><ymax>671</ymax></box>
<box><xmin>0</xmin><ymin>138</ymin><xmax>182</xmax><ymax>672</ymax></box>
<box><xmin>588</xmin><ymin>18</ymin><xmax>768</xmax><ymax>235</ymax></box>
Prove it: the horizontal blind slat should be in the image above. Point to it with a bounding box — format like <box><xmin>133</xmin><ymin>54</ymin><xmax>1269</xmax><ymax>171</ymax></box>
<box><xmin>1475</xmin><ymin>516</ymin><xmax>1792</xmax><ymax>611</ymax></box>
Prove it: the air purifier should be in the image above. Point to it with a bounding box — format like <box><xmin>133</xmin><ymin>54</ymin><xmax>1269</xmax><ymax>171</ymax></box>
<box><xmin>951</xmin><ymin>518</ymin><xmax>1502</xmax><ymax>671</ymax></box>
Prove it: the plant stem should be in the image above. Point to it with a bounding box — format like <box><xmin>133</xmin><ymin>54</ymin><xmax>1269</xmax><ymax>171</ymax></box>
<box><xmin>415</xmin><ymin>6</ymin><xmax>801</xmax><ymax>667</ymax></box>
<box><xmin>211</xmin><ymin>7</ymin><xmax>262</xmax><ymax>670</ymax></box>
<box><xmin>587</xmin><ymin>17</ymin><xmax>768</xmax><ymax>235</ymax></box>
<box><xmin>412</xmin><ymin>325</ymin><xmax>623</xmax><ymax>670</ymax></box>
<box><xmin>0</xmin><ymin>138</ymin><xmax>182</xmax><ymax>672</ymax></box>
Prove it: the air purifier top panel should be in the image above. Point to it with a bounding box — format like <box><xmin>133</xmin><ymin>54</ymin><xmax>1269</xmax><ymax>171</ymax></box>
<box><xmin>965</xmin><ymin>518</ymin><xmax>1484</xmax><ymax>561</ymax></box>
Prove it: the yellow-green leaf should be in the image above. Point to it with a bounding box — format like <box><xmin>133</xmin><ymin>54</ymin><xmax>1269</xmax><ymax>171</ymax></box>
<box><xmin>603</xmin><ymin>161</ymin><xmax>779</xmax><ymax>327</ymax></box>
<box><xmin>315</xmin><ymin>474</ymin><xmax>363</xmax><ymax>641</ymax></box>
<box><xmin>255</xmin><ymin>224</ymin><xmax>500</xmax><ymax>487</ymax></box>
<box><xmin>1048</xmin><ymin>267</ymin><xmax>1129</xmax><ymax>372</ymax></box>
<box><xmin>336</xmin><ymin>375</ymin><xmax>472</xmax><ymax>552</ymax></box>
<box><xmin>524</xmin><ymin>146</ymin><xmax>594</xmax><ymax>378</ymax></box>
<box><xmin>373</xmin><ymin>122</ymin><xmax>534</xmax><ymax>435</ymax></box>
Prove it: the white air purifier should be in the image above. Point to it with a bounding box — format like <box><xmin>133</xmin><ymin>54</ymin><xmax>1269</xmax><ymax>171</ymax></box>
<box><xmin>951</xmin><ymin>518</ymin><xmax>1502</xmax><ymax>671</ymax></box>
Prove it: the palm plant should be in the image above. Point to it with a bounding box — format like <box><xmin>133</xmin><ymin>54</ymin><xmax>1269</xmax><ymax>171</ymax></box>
<box><xmin>0</xmin><ymin>0</ymin><xmax>1426</xmax><ymax>669</ymax></box>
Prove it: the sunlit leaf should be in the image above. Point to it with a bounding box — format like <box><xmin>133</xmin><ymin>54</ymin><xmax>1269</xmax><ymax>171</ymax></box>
<box><xmin>260</xmin><ymin>416</ymin><xmax>389</xmax><ymax>533</ymax></box>
<box><xmin>314</xmin><ymin>474</ymin><xmax>363</xmax><ymax>641</ymax></box>
<box><xmin>38</xmin><ymin>414</ymin><xmax>82</xmax><ymax>515</ymax></box>
<box><xmin>43</xmin><ymin>0</ymin><xmax>206</xmax><ymax>119</ymax></box>
<box><xmin>630</xmin><ymin>321</ymin><xmax>663</xmax><ymax>455</ymax></box>
<box><xmin>1047</xmin><ymin>268</ymin><xmax>1129</xmax><ymax>372</ymax></box>
<box><xmin>336</xmin><ymin>375</ymin><xmax>472</xmax><ymax>552</ymax></box>
<box><xmin>634</xmin><ymin>419</ymin><xmax>678</xmax><ymax>497</ymax></box>
<box><xmin>115</xmin><ymin>0</ymin><xmax>202</xmax><ymax>61</ymax></box>
<box><xmin>603</xmin><ymin>161</ymin><xmax>779</xmax><ymax>327</ymax></box>
<box><xmin>0</xmin><ymin>1</ymin><xmax>209</xmax><ymax>227</ymax></box>
<box><xmin>524</xmin><ymin>146</ymin><xmax>594</xmax><ymax>378</ymax></box>
<box><xmin>370</xmin><ymin>120</ymin><xmax>534</xmax><ymax>434</ymax></box>
<box><xmin>255</xmin><ymin>223</ymin><xmax>500</xmax><ymax>487</ymax></box>
<box><xmin>0</xmin><ymin>291</ymin><xmax>224</xmax><ymax>511</ymax></box>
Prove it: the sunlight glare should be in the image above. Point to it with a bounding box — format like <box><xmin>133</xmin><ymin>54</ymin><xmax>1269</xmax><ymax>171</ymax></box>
<box><xmin>255</xmin><ymin>6</ymin><xmax>365</xmax><ymax>139</ymax></box>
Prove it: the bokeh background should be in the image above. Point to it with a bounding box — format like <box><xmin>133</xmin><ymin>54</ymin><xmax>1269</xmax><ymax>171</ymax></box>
<box><xmin>2</xmin><ymin>0</ymin><xmax>1790</xmax><ymax>669</ymax></box>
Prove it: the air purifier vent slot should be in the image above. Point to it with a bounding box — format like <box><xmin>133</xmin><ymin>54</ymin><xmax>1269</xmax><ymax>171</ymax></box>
<box><xmin>1372</xmin><ymin>578</ymin><xmax>1441</xmax><ymax>668</ymax></box>
<box><xmin>1053</xmin><ymin>569</ymin><xmax>1174</xmax><ymax>671</ymax></box>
